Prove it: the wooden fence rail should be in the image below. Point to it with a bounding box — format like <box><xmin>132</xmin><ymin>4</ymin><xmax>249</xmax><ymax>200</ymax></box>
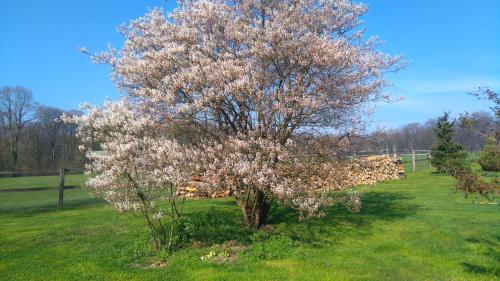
<box><xmin>0</xmin><ymin>169</ymin><xmax>85</xmax><ymax>178</ymax></box>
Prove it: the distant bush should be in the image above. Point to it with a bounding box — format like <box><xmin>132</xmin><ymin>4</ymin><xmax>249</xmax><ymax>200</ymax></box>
<box><xmin>445</xmin><ymin>156</ymin><xmax>498</xmax><ymax>199</ymax></box>
<box><xmin>452</xmin><ymin>169</ymin><xmax>497</xmax><ymax>199</ymax></box>
<box><xmin>478</xmin><ymin>136</ymin><xmax>500</xmax><ymax>172</ymax></box>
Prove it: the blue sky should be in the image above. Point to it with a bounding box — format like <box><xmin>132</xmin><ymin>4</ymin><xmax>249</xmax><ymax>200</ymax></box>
<box><xmin>1</xmin><ymin>0</ymin><xmax>499</xmax><ymax>129</ymax></box>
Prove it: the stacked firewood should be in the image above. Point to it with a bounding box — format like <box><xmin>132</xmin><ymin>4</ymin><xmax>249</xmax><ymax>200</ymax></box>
<box><xmin>176</xmin><ymin>175</ymin><xmax>231</xmax><ymax>198</ymax></box>
<box><xmin>177</xmin><ymin>155</ymin><xmax>402</xmax><ymax>198</ymax></box>
<box><xmin>338</xmin><ymin>155</ymin><xmax>401</xmax><ymax>187</ymax></box>
<box><xmin>288</xmin><ymin>155</ymin><xmax>401</xmax><ymax>191</ymax></box>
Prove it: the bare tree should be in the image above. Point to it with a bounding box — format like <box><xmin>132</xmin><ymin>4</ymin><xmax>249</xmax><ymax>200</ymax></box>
<box><xmin>463</xmin><ymin>88</ymin><xmax>500</xmax><ymax>144</ymax></box>
<box><xmin>456</xmin><ymin>111</ymin><xmax>496</xmax><ymax>150</ymax></box>
<box><xmin>470</xmin><ymin>87</ymin><xmax>499</xmax><ymax>118</ymax></box>
<box><xmin>36</xmin><ymin>106</ymin><xmax>65</xmax><ymax>167</ymax></box>
<box><xmin>0</xmin><ymin>86</ymin><xmax>34</xmax><ymax>169</ymax></box>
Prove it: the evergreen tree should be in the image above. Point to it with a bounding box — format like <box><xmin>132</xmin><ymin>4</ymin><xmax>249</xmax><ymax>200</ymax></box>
<box><xmin>430</xmin><ymin>113</ymin><xmax>467</xmax><ymax>173</ymax></box>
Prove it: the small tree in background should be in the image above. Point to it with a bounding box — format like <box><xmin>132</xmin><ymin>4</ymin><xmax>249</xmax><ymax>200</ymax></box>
<box><xmin>430</xmin><ymin>113</ymin><xmax>466</xmax><ymax>173</ymax></box>
<box><xmin>478</xmin><ymin>136</ymin><xmax>500</xmax><ymax>171</ymax></box>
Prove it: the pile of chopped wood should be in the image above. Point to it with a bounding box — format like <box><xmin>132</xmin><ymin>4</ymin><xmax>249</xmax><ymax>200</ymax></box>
<box><xmin>339</xmin><ymin>155</ymin><xmax>401</xmax><ymax>187</ymax></box>
<box><xmin>176</xmin><ymin>179</ymin><xmax>231</xmax><ymax>198</ymax></box>
<box><xmin>177</xmin><ymin>155</ymin><xmax>402</xmax><ymax>198</ymax></box>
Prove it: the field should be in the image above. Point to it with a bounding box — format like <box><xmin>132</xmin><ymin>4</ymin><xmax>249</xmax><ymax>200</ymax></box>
<box><xmin>0</xmin><ymin>166</ymin><xmax>499</xmax><ymax>281</ymax></box>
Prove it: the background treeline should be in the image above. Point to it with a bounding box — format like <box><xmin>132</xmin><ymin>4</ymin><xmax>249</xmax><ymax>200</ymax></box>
<box><xmin>0</xmin><ymin>86</ymin><xmax>84</xmax><ymax>173</ymax></box>
<box><xmin>346</xmin><ymin>110</ymin><xmax>498</xmax><ymax>154</ymax></box>
<box><xmin>1</xmin><ymin>85</ymin><xmax>498</xmax><ymax>172</ymax></box>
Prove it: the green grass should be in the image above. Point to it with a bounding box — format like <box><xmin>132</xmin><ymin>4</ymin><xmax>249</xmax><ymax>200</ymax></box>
<box><xmin>0</xmin><ymin>174</ymin><xmax>87</xmax><ymax>190</ymax></box>
<box><xmin>0</xmin><ymin>168</ymin><xmax>499</xmax><ymax>281</ymax></box>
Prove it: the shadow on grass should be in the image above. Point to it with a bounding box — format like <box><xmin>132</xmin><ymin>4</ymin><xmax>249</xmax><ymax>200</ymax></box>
<box><xmin>179</xmin><ymin>190</ymin><xmax>419</xmax><ymax>249</ymax></box>
<box><xmin>177</xmin><ymin>207</ymin><xmax>255</xmax><ymax>246</ymax></box>
<box><xmin>0</xmin><ymin>197</ymin><xmax>104</xmax><ymax>215</ymax></box>
<box><xmin>268</xmin><ymin>191</ymin><xmax>418</xmax><ymax>247</ymax></box>
<box><xmin>462</xmin><ymin>236</ymin><xmax>500</xmax><ymax>277</ymax></box>
<box><xmin>461</xmin><ymin>263</ymin><xmax>500</xmax><ymax>277</ymax></box>
<box><xmin>1</xmin><ymin>189</ymin><xmax>420</xmax><ymax>255</ymax></box>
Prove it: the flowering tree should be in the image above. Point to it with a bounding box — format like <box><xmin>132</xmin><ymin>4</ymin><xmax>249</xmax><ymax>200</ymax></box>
<box><xmin>62</xmin><ymin>99</ymin><xmax>193</xmax><ymax>252</ymax></box>
<box><xmin>81</xmin><ymin>0</ymin><xmax>401</xmax><ymax>228</ymax></box>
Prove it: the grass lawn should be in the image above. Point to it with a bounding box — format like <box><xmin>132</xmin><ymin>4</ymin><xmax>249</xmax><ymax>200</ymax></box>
<box><xmin>0</xmin><ymin>168</ymin><xmax>499</xmax><ymax>280</ymax></box>
<box><xmin>0</xmin><ymin>174</ymin><xmax>87</xmax><ymax>190</ymax></box>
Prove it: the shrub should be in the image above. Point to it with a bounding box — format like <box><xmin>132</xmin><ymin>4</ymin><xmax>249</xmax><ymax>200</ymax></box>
<box><xmin>453</xmin><ymin>170</ymin><xmax>497</xmax><ymax>199</ymax></box>
<box><xmin>478</xmin><ymin>136</ymin><xmax>500</xmax><ymax>172</ymax></box>
<box><xmin>448</xmin><ymin>158</ymin><xmax>498</xmax><ymax>199</ymax></box>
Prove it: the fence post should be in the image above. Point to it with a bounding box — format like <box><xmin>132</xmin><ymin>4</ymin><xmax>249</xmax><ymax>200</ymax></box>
<box><xmin>58</xmin><ymin>167</ymin><xmax>65</xmax><ymax>208</ymax></box>
<box><xmin>393</xmin><ymin>146</ymin><xmax>397</xmax><ymax>159</ymax></box>
<box><xmin>412</xmin><ymin>149</ymin><xmax>416</xmax><ymax>172</ymax></box>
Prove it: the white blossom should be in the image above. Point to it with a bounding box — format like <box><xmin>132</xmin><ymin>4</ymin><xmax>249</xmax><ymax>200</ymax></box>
<box><xmin>68</xmin><ymin>0</ymin><xmax>401</xmax><ymax>227</ymax></box>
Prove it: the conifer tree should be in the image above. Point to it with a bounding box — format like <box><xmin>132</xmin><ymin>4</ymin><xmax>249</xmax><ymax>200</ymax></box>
<box><xmin>430</xmin><ymin>113</ymin><xmax>467</xmax><ymax>173</ymax></box>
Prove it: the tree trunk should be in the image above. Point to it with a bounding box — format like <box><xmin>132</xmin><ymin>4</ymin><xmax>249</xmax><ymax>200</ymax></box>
<box><xmin>11</xmin><ymin>148</ymin><xmax>18</xmax><ymax>168</ymax></box>
<box><xmin>9</xmin><ymin>137</ymin><xmax>18</xmax><ymax>169</ymax></box>
<box><xmin>236</xmin><ymin>189</ymin><xmax>271</xmax><ymax>228</ymax></box>
<box><xmin>51</xmin><ymin>147</ymin><xmax>56</xmax><ymax>168</ymax></box>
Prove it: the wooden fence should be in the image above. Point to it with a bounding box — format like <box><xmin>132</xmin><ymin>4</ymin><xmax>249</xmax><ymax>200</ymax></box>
<box><xmin>0</xmin><ymin>169</ymin><xmax>85</xmax><ymax>178</ymax></box>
